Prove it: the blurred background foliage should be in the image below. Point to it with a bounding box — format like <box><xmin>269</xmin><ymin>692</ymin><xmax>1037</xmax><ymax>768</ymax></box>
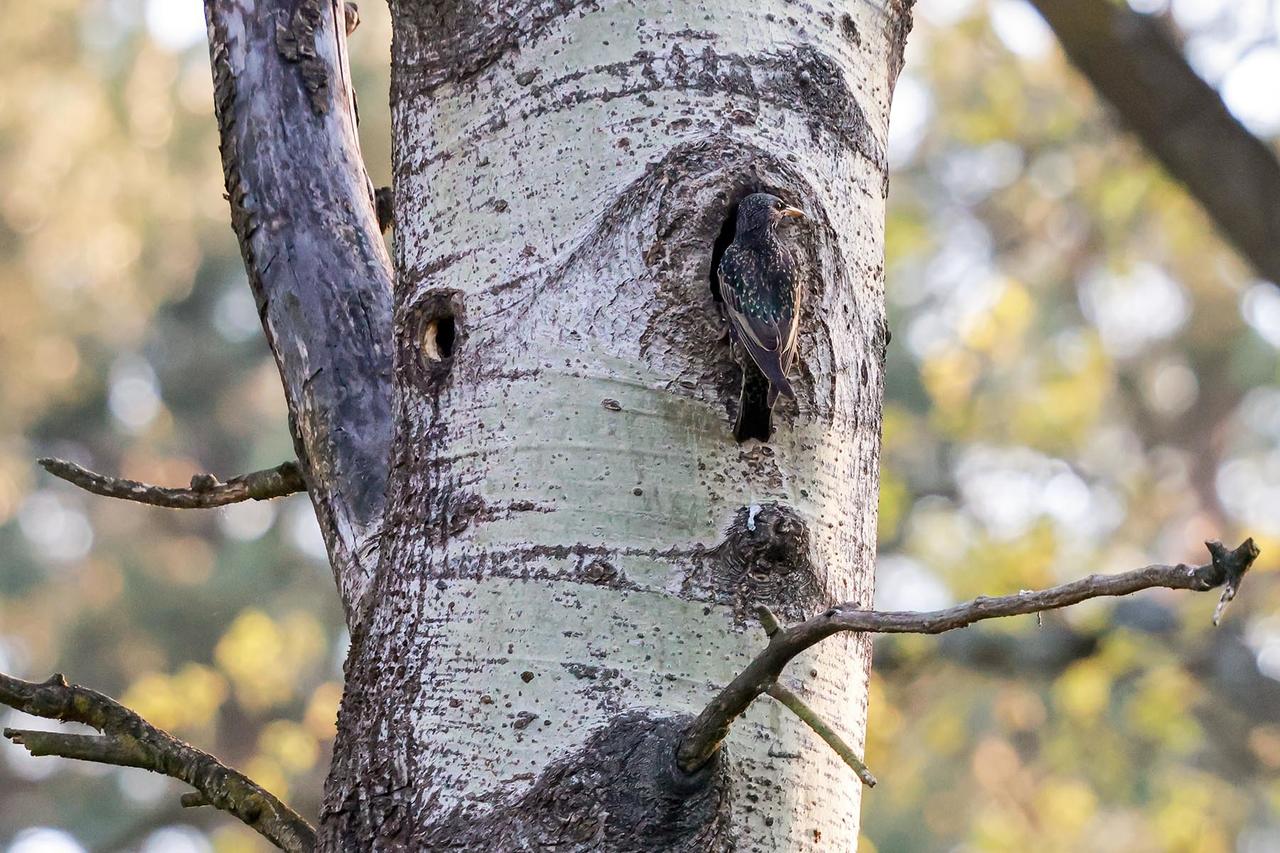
<box><xmin>0</xmin><ymin>2</ymin><xmax>389</xmax><ymax>850</ymax></box>
<box><xmin>0</xmin><ymin>0</ymin><xmax>1276</xmax><ymax>851</ymax></box>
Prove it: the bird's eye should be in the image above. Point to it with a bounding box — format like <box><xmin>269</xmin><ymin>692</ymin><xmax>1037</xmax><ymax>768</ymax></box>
<box><xmin>774</xmin><ymin>201</ymin><xmax>783</xmax><ymax>210</ymax></box>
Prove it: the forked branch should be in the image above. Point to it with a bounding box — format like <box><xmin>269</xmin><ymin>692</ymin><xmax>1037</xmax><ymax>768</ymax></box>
<box><xmin>39</xmin><ymin>457</ymin><xmax>305</xmax><ymax>509</ymax></box>
<box><xmin>0</xmin><ymin>672</ymin><xmax>315</xmax><ymax>852</ymax></box>
<box><xmin>678</xmin><ymin>539</ymin><xmax>1259</xmax><ymax>777</ymax></box>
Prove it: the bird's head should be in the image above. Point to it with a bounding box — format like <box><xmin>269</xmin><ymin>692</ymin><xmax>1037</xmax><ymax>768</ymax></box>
<box><xmin>735</xmin><ymin>192</ymin><xmax>806</xmax><ymax>239</ymax></box>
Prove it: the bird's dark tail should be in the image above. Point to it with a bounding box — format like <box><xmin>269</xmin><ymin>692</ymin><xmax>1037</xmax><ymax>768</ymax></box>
<box><xmin>766</xmin><ymin>375</ymin><xmax>795</xmax><ymax>408</ymax></box>
<box><xmin>734</xmin><ymin>362</ymin><xmax>773</xmax><ymax>442</ymax></box>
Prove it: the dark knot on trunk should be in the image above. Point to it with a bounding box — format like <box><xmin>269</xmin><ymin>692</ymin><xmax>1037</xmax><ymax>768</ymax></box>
<box><xmin>713</xmin><ymin>503</ymin><xmax>825</xmax><ymax>622</ymax></box>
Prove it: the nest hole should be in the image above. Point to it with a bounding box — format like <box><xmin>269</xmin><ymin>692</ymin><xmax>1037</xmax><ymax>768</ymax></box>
<box><xmin>408</xmin><ymin>289</ymin><xmax>465</xmax><ymax>391</ymax></box>
<box><xmin>708</xmin><ymin>202</ymin><xmax>741</xmax><ymax>303</ymax></box>
<box><xmin>710</xmin><ymin>185</ymin><xmax>807</xmax><ymax>444</ymax></box>
<box><xmin>422</xmin><ymin>315</ymin><xmax>456</xmax><ymax>362</ymax></box>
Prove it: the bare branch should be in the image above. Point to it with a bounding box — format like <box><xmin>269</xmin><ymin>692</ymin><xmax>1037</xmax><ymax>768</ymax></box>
<box><xmin>765</xmin><ymin>683</ymin><xmax>877</xmax><ymax>787</ymax></box>
<box><xmin>38</xmin><ymin>457</ymin><xmax>305</xmax><ymax>509</ymax></box>
<box><xmin>5</xmin><ymin>730</ymin><xmax>151</xmax><ymax>766</ymax></box>
<box><xmin>0</xmin><ymin>672</ymin><xmax>315</xmax><ymax>852</ymax></box>
<box><xmin>206</xmin><ymin>0</ymin><xmax>395</xmax><ymax>620</ymax></box>
<box><xmin>756</xmin><ymin>605</ymin><xmax>782</xmax><ymax>638</ymax></box>
<box><xmin>1029</xmin><ymin>0</ymin><xmax>1280</xmax><ymax>284</ymax></box>
<box><xmin>678</xmin><ymin>539</ymin><xmax>1259</xmax><ymax>775</ymax></box>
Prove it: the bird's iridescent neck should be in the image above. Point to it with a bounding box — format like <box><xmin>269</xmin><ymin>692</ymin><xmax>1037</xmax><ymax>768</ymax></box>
<box><xmin>735</xmin><ymin>222</ymin><xmax>776</xmax><ymax>244</ymax></box>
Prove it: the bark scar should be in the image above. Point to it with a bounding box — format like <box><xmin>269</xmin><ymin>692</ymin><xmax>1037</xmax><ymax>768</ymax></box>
<box><xmin>275</xmin><ymin>1</ymin><xmax>332</xmax><ymax>115</ymax></box>
<box><xmin>410</xmin><ymin>713</ymin><xmax>733</xmax><ymax>852</ymax></box>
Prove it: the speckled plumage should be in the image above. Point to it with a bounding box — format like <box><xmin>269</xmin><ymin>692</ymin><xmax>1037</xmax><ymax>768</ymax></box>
<box><xmin>718</xmin><ymin>193</ymin><xmax>804</xmax><ymax>440</ymax></box>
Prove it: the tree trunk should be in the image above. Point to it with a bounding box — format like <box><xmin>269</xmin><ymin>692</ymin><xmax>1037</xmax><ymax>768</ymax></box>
<box><xmin>210</xmin><ymin>1</ymin><xmax>910</xmax><ymax>849</ymax></box>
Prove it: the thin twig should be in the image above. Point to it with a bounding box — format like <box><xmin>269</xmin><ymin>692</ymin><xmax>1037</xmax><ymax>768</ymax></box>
<box><xmin>38</xmin><ymin>457</ymin><xmax>306</xmax><ymax>509</ymax></box>
<box><xmin>6</xmin><ymin>730</ymin><xmax>150</xmax><ymax>766</ymax></box>
<box><xmin>766</xmin><ymin>683</ymin><xmax>877</xmax><ymax>787</ymax></box>
<box><xmin>677</xmin><ymin>539</ymin><xmax>1259</xmax><ymax>775</ymax></box>
<box><xmin>756</xmin><ymin>605</ymin><xmax>782</xmax><ymax>638</ymax></box>
<box><xmin>0</xmin><ymin>672</ymin><xmax>315</xmax><ymax>852</ymax></box>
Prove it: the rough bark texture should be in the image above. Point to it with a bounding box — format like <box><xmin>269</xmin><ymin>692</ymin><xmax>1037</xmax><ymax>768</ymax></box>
<box><xmin>320</xmin><ymin>2</ymin><xmax>907</xmax><ymax>849</ymax></box>
<box><xmin>1030</xmin><ymin>0</ymin><xmax>1280</xmax><ymax>285</ymax></box>
<box><xmin>205</xmin><ymin>0</ymin><xmax>395</xmax><ymax>618</ymax></box>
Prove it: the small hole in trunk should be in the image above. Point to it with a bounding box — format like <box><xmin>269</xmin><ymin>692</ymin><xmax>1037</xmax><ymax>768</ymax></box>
<box><xmin>407</xmin><ymin>288</ymin><xmax>465</xmax><ymax>390</ymax></box>
<box><xmin>422</xmin><ymin>315</ymin><xmax>456</xmax><ymax>362</ymax></box>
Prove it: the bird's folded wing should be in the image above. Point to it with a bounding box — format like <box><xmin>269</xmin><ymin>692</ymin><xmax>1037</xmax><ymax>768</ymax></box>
<box><xmin>729</xmin><ymin>304</ymin><xmax>782</xmax><ymax>354</ymax></box>
<box><xmin>719</xmin><ymin>252</ymin><xmax>782</xmax><ymax>353</ymax></box>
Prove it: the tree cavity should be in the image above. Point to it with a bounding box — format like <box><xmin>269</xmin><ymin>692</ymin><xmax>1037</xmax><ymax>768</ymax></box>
<box><xmin>407</xmin><ymin>288</ymin><xmax>465</xmax><ymax>390</ymax></box>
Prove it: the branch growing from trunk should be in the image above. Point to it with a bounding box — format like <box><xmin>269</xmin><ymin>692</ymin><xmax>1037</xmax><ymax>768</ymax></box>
<box><xmin>1030</xmin><ymin>0</ymin><xmax>1280</xmax><ymax>284</ymax></box>
<box><xmin>677</xmin><ymin>539</ymin><xmax>1259</xmax><ymax>776</ymax></box>
<box><xmin>766</xmin><ymin>682</ymin><xmax>877</xmax><ymax>787</ymax></box>
<box><xmin>751</xmin><ymin>607</ymin><xmax>878</xmax><ymax>785</ymax></box>
<box><xmin>205</xmin><ymin>0</ymin><xmax>395</xmax><ymax>620</ymax></box>
<box><xmin>0</xmin><ymin>672</ymin><xmax>315</xmax><ymax>852</ymax></box>
<box><xmin>38</xmin><ymin>457</ymin><xmax>305</xmax><ymax>508</ymax></box>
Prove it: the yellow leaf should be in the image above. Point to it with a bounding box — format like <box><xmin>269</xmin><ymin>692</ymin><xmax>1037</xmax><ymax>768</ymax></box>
<box><xmin>1053</xmin><ymin>659</ymin><xmax>1110</xmax><ymax>722</ymax></box>
<box><xmin>259</xmin><ymin>720</ymin><xmax>319</xmax><ymax>774</ymax></box>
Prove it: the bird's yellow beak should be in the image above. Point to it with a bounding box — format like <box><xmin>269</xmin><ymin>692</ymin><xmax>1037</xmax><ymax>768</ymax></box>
<box><xmin>779</xmin><ymin>206</ymin><xmax>807</xmax><ymax>219</ymax></box>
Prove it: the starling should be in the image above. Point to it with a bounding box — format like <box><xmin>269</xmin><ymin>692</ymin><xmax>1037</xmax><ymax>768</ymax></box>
<box><xmin>718</xmin><ymin>192</ymin><xmax>806</xmax><ymax>441</ymax></box>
